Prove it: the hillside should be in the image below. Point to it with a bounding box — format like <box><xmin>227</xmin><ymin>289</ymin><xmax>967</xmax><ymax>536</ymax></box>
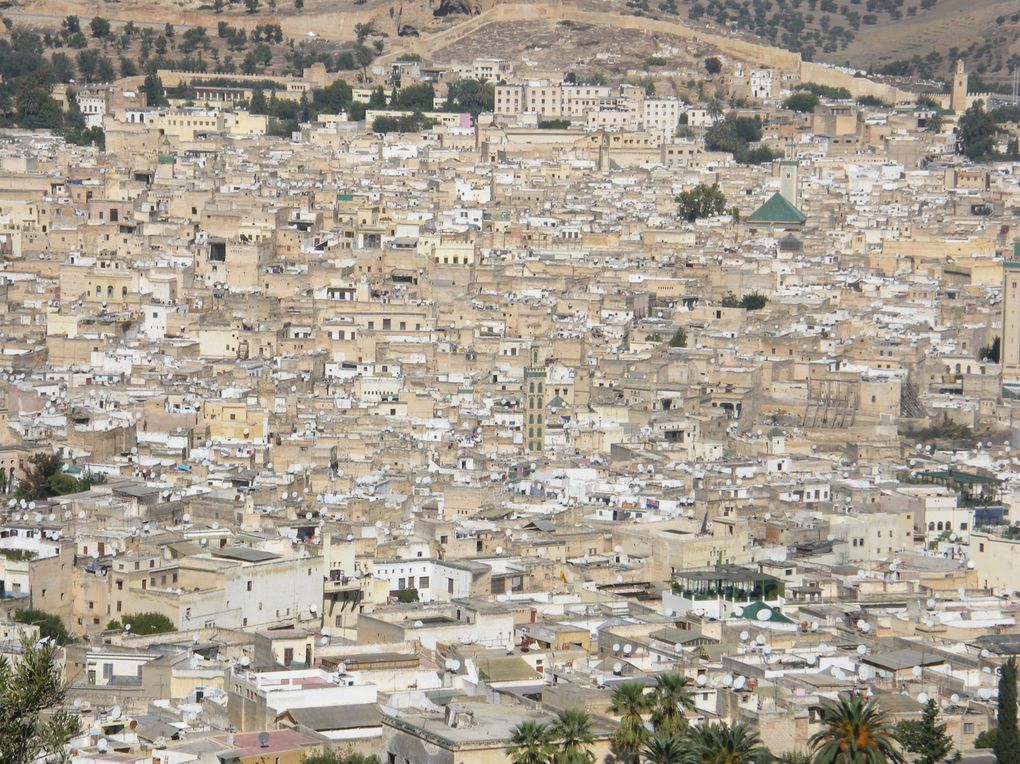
<box><xmin>3</xmin><ymin>0</ymin><xmax>1015</xmax><ymax>87</ymax></box>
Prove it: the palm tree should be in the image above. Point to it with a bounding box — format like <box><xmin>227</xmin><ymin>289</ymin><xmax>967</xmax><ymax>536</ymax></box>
<box><xmin>550</xmin><ymin>708</ymin><xmax>596</xmax><ymax>764</ymax></box>
<box><xmin>609</xmin><ymin>682</ymin><xmax>653</xmax><ymax>763</ymax></box>
<box><xmin>688</xmin><ymin>722</ymin><xmax>771</xmax><ymax>764</ymax></box>
<box><xmin>509</xmin><ymin>721</ymin><xmax>555</xmax><ymax>764</ymax></box>
<box><xmin>643</xmin><ymin>732</ymin><xmax>687</xmax><ymax>764</ymax></box>
<box><xmin>810</xmin><ymin>694</ymin><xmax>904</xmax><ymax>764</ymax></box>
<box><xmin>650</xmin><ymin>673</ymin><xmax>695</xmax><ymax>735</ymax></box>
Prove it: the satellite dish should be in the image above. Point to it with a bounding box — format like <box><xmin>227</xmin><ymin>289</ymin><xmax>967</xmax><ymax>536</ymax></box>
<box><xmin>739</xmin><ymin>630</ymin><xmax>749</xmax><ymax>641</ymax></box>
<box><xmin>413</xmin><ymin>620</ymin><xmax>424</xmax><ymax>628</ymax></box>
<box><xmin>320</xmin><ymin>636</ymin><xmax>329</xmax><ymax>645</ymax></box>
<box><xmin>918</xmin><ymin>693</ymin><xmax>929</xmax><ymax>705</ymax></box>
<box><xmin>613</xmin><ymin>662</ymin><xmax>623</xmax><ymax>674</ymax></box>
<box><xmin>979</xmin><ymin>688</ymin><xmax>993</xmax><ymax>700</ymax></box>
<box><xmin>111</xmin><ymin>705</ymin><xmax>122</xmax><ymax>720</ymax></box>
<box><xmin>733</xmin><ymin>606</ymin><xmax>744</xmax><ymax>617</ymax></box>
<box><xmin>124</xmin><ymin>624</ymin><xmax>132</xmax><ymax>632</ymax></box>
<box><xmin>807</xmin><ymin>654</ymin><xmax>818</xmax><ymax>666</ymax></box>
<box><xmin>97</xmin><ymin>739</ymin><xmax>108</xmax><ymax>753</ymax></box>
<box><xmin>723</xmin><ymin>675</ymin><xmax>733</xmax><ymax>686</ymax></box>
<box><xmin>696</xmin><ymin>674</ymin><xmax>708</xmax><ymax>686</ymax></box>
<box><xmin>756</xmin><ymin>608</ymin><xmax>772</xmax><ymax>621</ymax></box>
<box><xmin>733</xmin><ymin>675</ymin><xmax>746</xmax><ymax>690</ymax></box>
<box><xmin>258</xmin><ymin>731</ymin><xmax>270</xmax><ymax>748</ymax></box>
<box><xmin>612</xmin><ymin>643</ymin><xmax>621</xmax><ymax>652</ymax></box>
<box><xmin>623</xmin><ymin>644</ymin><xmax>633</xmax><ymax>654</ymax></box>
<box><xmin>951</xmin><ymin>693</ymin><xmax>961</xmax><ymax>703</ymax></box>
<box><xmin>857</xmin><ymin>645</ymin><xmax>867</xmax><ymax>656</ymax></box>
<box><xmin>912</xmin><ymin>666</ymin><xmax>923</xmax><ymax>678</ymax></box>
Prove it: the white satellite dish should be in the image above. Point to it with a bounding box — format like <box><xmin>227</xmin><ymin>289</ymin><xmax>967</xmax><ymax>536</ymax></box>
<box><xmin>110</xmin><ymin>705</ymin><xmax>121</xmax><ymax>720</ymax></box>
<box><xmin>756</xmin><ymin>608</ymin><xmax>772</xmax><ymax>621</ymax></box>
<box><xmin>857</xmin><ymin>645</ymin><xmax>867</xmax><ymax>656</ymax></box>
<box><xmin>613</xmin><ymin>662</ymin><xmax>623</xmax><ymax>674</ymax></box>
<box><xmin>696</xmin><ymin>674</ymin><xmax>708</xmax><ymax>686</ymax></box>
<box><xmin>918</xmin><ymin>693</ymin><xmax>929</xmax><ymax>705</ymax></box>
<box><xmin>723</xmin><ymin>674</ymin><xmax>733</xmax><ymax>686</ymax></box>
<box><xmin>733</xmin><ymin>675</ymin><xmax>746</xmax><ymax>690</ymax></box>
<box><xmin>739</xmin><ymin>630</ymin><xmax>749</xmax><ymax>641</ymax></box>
<box><xmin>912</xmin><ymin>666</ymin><xmax>923</xmax><ymax>678</ymax></box>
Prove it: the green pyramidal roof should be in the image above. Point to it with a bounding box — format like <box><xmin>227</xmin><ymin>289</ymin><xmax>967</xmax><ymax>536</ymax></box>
<box><xmin>747</xmin><ymin>192</ymin><xmax>807</xmax><ymax>225</ymax></box>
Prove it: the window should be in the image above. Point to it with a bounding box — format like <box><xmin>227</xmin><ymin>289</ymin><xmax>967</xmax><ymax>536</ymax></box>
<box><xmin>964</xmin><ymin>723</ymin><xmax>974</xmax><ymax>734</ymax></box>
<box><xmin>247</xmin><ymin>581</ymin><xmax>253</xmax><ymax>591</ymax></box>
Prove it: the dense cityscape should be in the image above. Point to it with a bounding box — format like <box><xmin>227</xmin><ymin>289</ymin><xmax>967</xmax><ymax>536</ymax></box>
<box><xmin>1</xmin><ymin>1</ymin><xmax>1020</xmax><ymax>762</ymax></box>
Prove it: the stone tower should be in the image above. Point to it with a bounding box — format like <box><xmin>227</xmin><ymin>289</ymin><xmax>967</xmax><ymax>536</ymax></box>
<box><xmin>951</xmin><ymin>60</ymin><xmax>968</xmax><ymax>113</ymax></box>
<box><xmin>778</xmin><ymin>160</ymin><xmax>798</xmax><ymax>206</ymax></box>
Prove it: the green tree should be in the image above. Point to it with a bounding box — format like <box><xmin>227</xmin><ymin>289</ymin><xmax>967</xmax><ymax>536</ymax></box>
<box><xmin>509</xmin><ymin>721</ymin><xmax>556</xmax><ymax>764</ymax></box>
<box><xmin>15</xmin><ymin>452</ymin><xmax>63</xmax><ymax>499</ymax></box>
<box><xmin>313</xmin><ymin>78</ymin><xmax>353</xmax><ymax>113</ymax></box>
<box><xmin>106</xmin><ymin>612</ymin><xmax>175</xmax><ymax>635</ymax></box>
<box><xmin>810</xmin><ymin>694</ymin><xmax>904</xmax><ymax>764</ymax></box>
<box><xmin>649</xmin><ymin>672</ymin><xmax>695</xmax><ymax>734</ymax></box>
<box><xmin>995</xmin><ymin>658</ymin><xmax>1020</xmax><ymax>764</ymax></box>
<box><xmin>705</xmin><ymin>56</ymin><xmax>722</xmax><ymax>74</ymax></box>
<box><xmin>143</xmin><ymin>72</ymin><xmax>167</xmax><ymax>107</ymax></box>
<box><xmin>676</xmin><ymin>183</ymin><xmax>727</xmax><ymax>222</ymax></box>
<box><xmin>355</xmin><ymin>21</ymin><xmax>377</xmax><ymax>42</ymax></box>
<box><xmin>894</xmin><ymin>699</ymin><xmax>959</xmax><ymax>764</ymax></box>
<box><xmin>12</xmin><ymin>609</ymin><xmax>74</xmax><ymax>645</ymax></box>
<box><xmin>368</xmin><ymin>86</ymin><xmax>387</xmax><ymax>108</ymax></box>
<box><xmin>295</xmin><ymin>0</ymin><xmax>304</xmax><ymax>9</ymax></box>
<box><xmin>302</xmin><ymin>753</ymin><xmax>382</xmax><ymax>764</ymax></box>
<box><xmin>977</xmin><ymin>730</ymin><xmax>999</xmax><ymax>749</ymax></box>
<box><xmin>0</xmin><ymin>634</ymin><xmax>81</xmax><ymax>764</ymax></box>
<box><xmin>89</xmin><ymin>16</ymin><xmax>111</xmax><ymax>39</ymax></box>
<box><xmin>76</xmin><ymin>48</ymin><xmax>99</xmax><ymax>81</ymax></box>
<box><xmin>740</xmin><ymin>292</ymin><xmax>768</xmax><ymax>310</ymax></box>
<box><xmin>550</xmin><ymin>709</ymin><xmax>595</xmax><ymax>764</ymax></box>
<box><xmin>245</xmin><ymin>0</ymin><xmax>260</xmax><ymax>12</ymax></box>
<box><xmin>445</xmin><ymin>78</ymin><xmax>493</xmax><ymax>117</ymax></box>
<box><xmin>669</xmin><ymin>328</ymin><xmax>687</xmax><ymax>348</ymax></box>
<box><xmin>643</xmin><ymin>733</ymin><xmax>687</xmax><ymax>764</ymax></box>
<box><xmin>355</xmin><ymin>44</ymin><xmax>374</xmax><ymax>79</ymax></box>
<box><xmin>51</xmin><ymin>52</ymin><xmax>74</xmax><ymax>82</ymax></box>
<box><xmin>688</xmin><ymin>722</ymin><xmax>770</xmax><ymax>764</ymax></box>
<box><xmin>609</xmin><ymin>683</ymin><xmax>652</xmax><ymax>763</ymax></box>
<box><xmin>958</xmin><ymin>101</ymin><xmax>997</xmax><ymax>161</ymax></box>
<box><xmin>784</xmin><ymin>91</ymin><xmax>820</xmax><ymax>112</ymax></box>
<box><xmin>393</xmin><ymin>82</ymin><xmax>434</xmax><ymax>111</ymax></box>
<box><xmin>249</xmin><ymin>88</ymin><xmax>268</xmax><ymax>113</ymax></box>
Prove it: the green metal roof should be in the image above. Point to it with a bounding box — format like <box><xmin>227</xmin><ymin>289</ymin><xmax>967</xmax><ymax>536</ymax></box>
<box><xmin>915</xmin><ymin>469</ymin><xmax>1002</xmax><ymax>485</ymax></box>
<box><xmin>746</xmin><ymin>192</ymin><xmax>807</xmax><ymax>225</ymax></box>
<box><xmin>737</xmin><ymin>601</ymin><xmax>794</xmax><ymax>624</ymax></box>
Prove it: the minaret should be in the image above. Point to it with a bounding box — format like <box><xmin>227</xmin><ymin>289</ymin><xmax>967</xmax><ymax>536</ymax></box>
<box><xmin>524</xmin><ymin>346</ymin><xmax>546</xmax><ymax>453</ymax></box>
<box><xmin>778</xmin><ymin>160</ymin><xmax>798</xmax><ymax>206</ymax></box>
<box><xmin>951</xmin><ymin>60</ymin><xmax>968</xmax><ymax>113</ymax></box>
<box><xmin>1003</xmin><ymin>242</ymin><xmax>1020</xmax><ymax>383</ymax></box>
